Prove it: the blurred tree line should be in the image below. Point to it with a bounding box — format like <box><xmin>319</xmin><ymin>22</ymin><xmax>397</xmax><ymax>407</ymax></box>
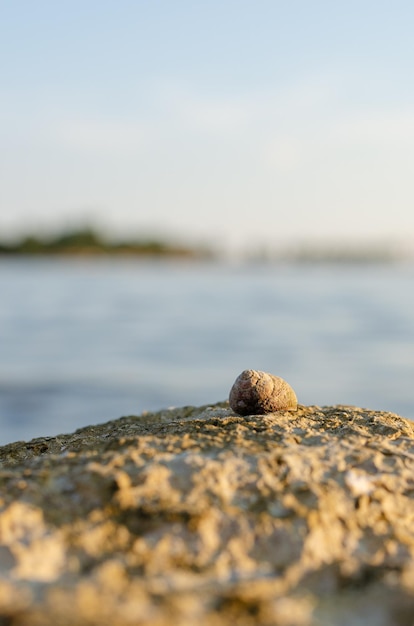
<box><xmin>0</xmin><ymin>227</ymin><xmax>211</xmax><ymax>259</ymax></box>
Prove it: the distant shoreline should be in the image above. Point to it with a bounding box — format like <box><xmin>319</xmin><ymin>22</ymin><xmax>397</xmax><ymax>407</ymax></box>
<box><xmin>0</xmin><ymin>226</ymin><xmax>211</xmax><ymax>260</ymax></box>
<box><xmin>0</xmin><ymin>226</ymin><xmax>407</xmax><ymax>264</ymax></box>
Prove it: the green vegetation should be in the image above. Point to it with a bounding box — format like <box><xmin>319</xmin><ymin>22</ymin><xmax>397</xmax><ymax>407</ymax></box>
<box><xmin>0</xmin><ymin>227</ymin><xmax>211</xmax><ymax>259</ymax></box>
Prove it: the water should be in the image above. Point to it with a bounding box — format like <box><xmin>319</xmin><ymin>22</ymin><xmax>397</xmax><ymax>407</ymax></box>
<box><xmin>1</xmin><ymin>257</ymin><xmax>414</xmax><ymax>445</ymax></box>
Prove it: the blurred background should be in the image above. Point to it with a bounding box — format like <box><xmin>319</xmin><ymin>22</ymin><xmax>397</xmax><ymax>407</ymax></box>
<box><xmin>1</xmin><ymin>1</ymin><xmax>414</xmax><ymax>444</ymax></box>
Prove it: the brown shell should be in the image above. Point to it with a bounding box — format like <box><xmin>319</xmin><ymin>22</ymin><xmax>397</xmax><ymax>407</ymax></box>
<box><xmin>229</xmin><ymin>369</ymin><xmax>298</xmax><ymax>416</ymax></box>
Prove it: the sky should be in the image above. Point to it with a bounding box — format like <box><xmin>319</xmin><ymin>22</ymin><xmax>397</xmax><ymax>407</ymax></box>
<box><xmin>1</xmin><ymin>1</ymin><xmax>414</xmax><ymax>253</ymax></box>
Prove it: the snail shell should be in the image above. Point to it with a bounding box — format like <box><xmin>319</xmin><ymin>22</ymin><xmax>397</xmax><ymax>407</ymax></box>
<box><xmin>229</xmin><ymin>369</ymin><xmax>297</xmax><ymax>415</ymax></box>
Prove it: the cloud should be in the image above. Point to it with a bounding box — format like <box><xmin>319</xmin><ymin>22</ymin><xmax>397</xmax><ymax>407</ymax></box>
<box><xmin>332</xmin><ymin>110</ymin><xmax>414</xmax><ymax>145</ymax></box>
<box><xmin>44</xmin><ymin>74</ymin><xmax>341</xmax><ymax>161</ymax></box>
<box><xmin>264</xmin><ymin>137</ymin><xmax>305</xmax><ymax>172</ymax></box>
<box><xmin>153</xmin><ymin>82</ymin><xmax>254</xmax><ymax>134</ymax></box>
<box><xmin>55</xmin><ymin>118</ymin><xmax>147</xmax><ymax>154</ymax></box>
<box><xmin>181</xmin><ymin>98</ymin><xmax>252</xmax><ymax>133</ymax></box>
<box><xmin>262</xmin><ymin>104</ymin><xmax>414</xmax><ymax>176</ymax></box>
<box><xmin>152</xmin><ymin>73</ymin><xmax>341</xmax><ymax>137</ymax></box>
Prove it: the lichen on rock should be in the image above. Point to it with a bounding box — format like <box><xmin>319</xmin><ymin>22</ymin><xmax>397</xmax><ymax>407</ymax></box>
<box><xmin>0</xmin><ymin>403</ymin><xmax>414</xmax><ymax>625</ymax></box>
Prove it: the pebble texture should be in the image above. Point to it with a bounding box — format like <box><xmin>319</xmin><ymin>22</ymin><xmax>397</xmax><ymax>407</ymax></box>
<box><xmin>0</xmin><ymin>403</ymin><xmax>414</xmax><ymax>625</ymax></box>
<box><xmin>229</xmin><ymin>370</ymin><xmax>298</xmax><ymax>415</ymax></box>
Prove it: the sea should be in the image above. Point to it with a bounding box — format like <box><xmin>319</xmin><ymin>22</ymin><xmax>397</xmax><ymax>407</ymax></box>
<box><xmin>1</xmin><ymin>257</ymin><xmax>414</xmax><ymax>446</ymax></box>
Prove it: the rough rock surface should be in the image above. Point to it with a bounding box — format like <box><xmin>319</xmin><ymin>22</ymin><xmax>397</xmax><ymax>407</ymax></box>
<box><xmin>1</xmin><ymin>403</ymin><xmax>414</xmax><ymax>625</ymax></box>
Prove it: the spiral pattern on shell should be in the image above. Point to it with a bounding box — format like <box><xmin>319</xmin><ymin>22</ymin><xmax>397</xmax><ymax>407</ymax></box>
<box><xmin>229</xmin><ymin>369</ymin><xmax>298</xmax><ymax>416</ymax></box>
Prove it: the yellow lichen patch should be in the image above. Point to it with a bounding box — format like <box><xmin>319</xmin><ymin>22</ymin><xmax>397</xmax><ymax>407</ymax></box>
<box><xmin>0</xmin><ymin>502</ymin><xmax>65</xmax><ymax>582</ymax></box>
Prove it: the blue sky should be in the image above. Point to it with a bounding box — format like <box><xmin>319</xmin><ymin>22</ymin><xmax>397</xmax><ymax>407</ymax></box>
<box><xmin>1</xmin><ymin>1</ymin><xmax>414</xmax><ymax>252</ymax></box>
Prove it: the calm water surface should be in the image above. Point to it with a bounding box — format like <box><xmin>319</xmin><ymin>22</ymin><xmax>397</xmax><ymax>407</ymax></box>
<box><xmin>1</xmin><ymin>258</ymin><xmax>414</xmax><ymax>445</ymax></box>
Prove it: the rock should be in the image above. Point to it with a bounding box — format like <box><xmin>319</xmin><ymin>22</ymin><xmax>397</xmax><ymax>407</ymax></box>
<box><xmin>229</xmin><ymin>369</ymin><xmax>298</xmax><ymax>414</ymax></box>
<box><xmin>0</xmin><ymin>403</ymin><xmax>414</xmax><ymax>625</ymax></box>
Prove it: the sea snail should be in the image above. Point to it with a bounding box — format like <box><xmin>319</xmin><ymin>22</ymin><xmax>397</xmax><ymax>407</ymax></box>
<box><xmin>229</xmin><ymin>369</ymin><xmax>298</xmax><ymax>415</ymax></box>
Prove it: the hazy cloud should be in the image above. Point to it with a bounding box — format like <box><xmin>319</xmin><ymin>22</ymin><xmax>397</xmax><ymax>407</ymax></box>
<box><xmin>56</xmin><ymin>118</ymin><xmax>147</xmax><ymax>154</ymax></box>
<box><xmin>332</xmin><ymin>110</ymin><xmax>414</xmax><ymax>146</ymax></box>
